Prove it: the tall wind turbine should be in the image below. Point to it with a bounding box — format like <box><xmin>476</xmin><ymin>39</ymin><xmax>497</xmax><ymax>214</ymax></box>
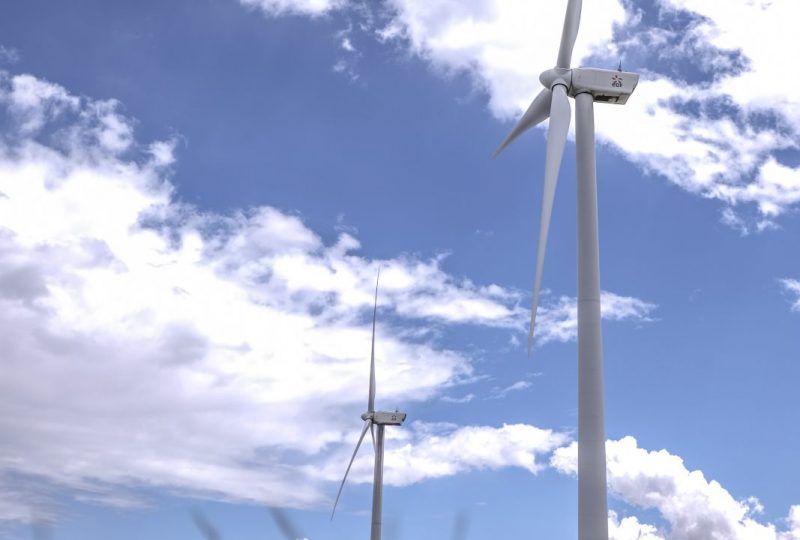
<box><xmin>494</xmin><ymin>1</ymin><xmax>639</xmax><ymax>539</ymax></box>
<box><xmin>331</xmin><ymin>270</ymin><xmax>407</xmax><ymax>540</ymax></box>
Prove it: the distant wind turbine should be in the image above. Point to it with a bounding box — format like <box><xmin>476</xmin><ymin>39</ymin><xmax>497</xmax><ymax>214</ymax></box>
<box><xmin>493</xmin><ymin>0</ymin><xmax>640</xmax><ymax>539</ymax></box>
<box><xmin>331</xmin><ymin>270</ymin><xmax>407</xmax><ymax>540</ymax></box>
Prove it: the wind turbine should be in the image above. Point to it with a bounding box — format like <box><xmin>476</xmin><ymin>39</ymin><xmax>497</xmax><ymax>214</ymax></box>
<box><xmin>331</xmin><ymin>270</ymin><xmax>407</xmax><ymax>540</ymax></box>
<box><xmin>493</xmin><ymin>1</ymin><xmax>639</xmax><ymax>539</ymax></box>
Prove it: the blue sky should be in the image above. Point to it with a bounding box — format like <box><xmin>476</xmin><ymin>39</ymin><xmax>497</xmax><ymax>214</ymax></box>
<box><xmin>0</xmin><ymin>0</ymin><xmax>799</xmax><ymax>539</ymax></box>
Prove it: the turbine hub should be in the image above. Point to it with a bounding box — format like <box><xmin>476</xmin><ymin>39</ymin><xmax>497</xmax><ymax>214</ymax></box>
<box><xmin>539</xmin><ymin>67</ymin><xmax>640</xmax><ymax>104</ymax></box>
<box><xmin>539</xmin><ymin>67</ymin><xmax>572</xmax><ymax>90</ymax></box>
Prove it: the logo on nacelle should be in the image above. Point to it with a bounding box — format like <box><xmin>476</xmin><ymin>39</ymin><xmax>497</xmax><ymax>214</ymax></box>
<box><xmin>611</xmin><ymin>75</ymin><xmax>623</xmax><ymax>88</ymax></box>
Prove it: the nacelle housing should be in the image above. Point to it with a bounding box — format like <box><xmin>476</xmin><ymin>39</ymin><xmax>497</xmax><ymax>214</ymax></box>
<box><xmin>373</xmin><ymin>411</ymin><xmax>406</xmax><ymax>425</ymax></box>
<box><xmin>569</xmin><ymin>68</ymin><xmax>639</xmax><ymax>104</ymax></box>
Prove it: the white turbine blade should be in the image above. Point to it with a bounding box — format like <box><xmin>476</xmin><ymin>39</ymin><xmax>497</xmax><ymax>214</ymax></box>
<box><xmin>368</xmin><ymin>270</ymin><xmax>380</xmax><ymax>413</ymax></box>
<box><xmin>370</xmin><ymin>422</ymin><xmax>376</xmax><ymax>452</ymax></box>
<box><xmin>494</xmin><ymin>89</ymin><xmax>552</xmax><ymax>158</ymax></box>
<box><xmin>331</xmin><ymin>420</ymin><xmax>371</xmax><ymax>520</ymax></box>
<box><xmin>528</xmin><ymin>84</ymin><xmax>571</xmax><ymax>354</ymax></box>
<box><xmin>556</xmin><ymin>0</ymin><xmax>583</xmax><ymax>69</ymax></box>
<box><xmin>452</xmin><ymin>512</ymin><xmax>469</xmax><ymax>540</ymax></box>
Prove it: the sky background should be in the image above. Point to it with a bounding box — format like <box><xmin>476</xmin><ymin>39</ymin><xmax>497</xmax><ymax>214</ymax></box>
<box><xmin>0</xmin><ymin>0</ymin><xmax>798</xmax><ymax>539</ymax></box>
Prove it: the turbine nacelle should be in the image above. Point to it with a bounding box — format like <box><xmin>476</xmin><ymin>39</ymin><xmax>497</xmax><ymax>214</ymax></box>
<box><xmin>538</xmin><ymin>67</ymin><xmax>572</xmax><ymax>90</ymax></box>
<box><xmin>539</xmin><ymin>67</ymin><xmax>640</xmax><ymax>104</ymax></box>
<box><xmin>370</xmin><ymin>411</ymin><xmax>406</xmax><ymax>426</ymax></box>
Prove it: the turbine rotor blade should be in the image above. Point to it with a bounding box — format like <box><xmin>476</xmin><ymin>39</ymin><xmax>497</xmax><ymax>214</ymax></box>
<box><xmin>557</xmin><ymin>0</ymin><xmax>583</xmax><ymax>69</ymax></box>
<box><xmin>331</xmin><ymin>420</ymin><xmax>372</xmax><ymax>520</ymax></box>
<box><xmin>529</xmin><ymin>84</ymin><xmax>571</xmax><ymax>353</ymax></box>
<box><xmin>269</xmin><ymin>507</ymin><xmax>303</xmax><ymax>540</ymax></box>
<box><xmin>452</xmin><ymin>512</ymin><xmax>470</xmax><ymax>540</ymax></box>
<box><xmin>494</xmin><ymin>89</ymin><xmax>552</xmax><ymax>158</ymax></box>
<box><xmin>190</xmin><ymin>509</ymin><xmax>221</xmax><ymax>540</ymax></box>
<box><xmin>370</xmin><ymin>422</ymin><xmax>376</xmax><ymax>452</ymax></box>
<box><xmin>368</xmin><ymin>270</ymin><xmax>380</xmax><ymax>413</ymax></box>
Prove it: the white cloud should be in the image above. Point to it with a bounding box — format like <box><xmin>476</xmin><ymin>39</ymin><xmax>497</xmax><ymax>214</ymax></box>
<box><xmin>2</xmin><ymin>69</ymin><xmax>647</xmax><ymax>521</ymax></box>
<box><xmin>609</xmin><ymin>511</ymin><xmax>664</xmax><ymax>540</ymax></box>
<box><xmin>440</xmin><ymin>393</ymin><xmax>475</xmax><ymax>403</ymax></box>
<box><xmin>0</xmin><ymin>45</ymin><xmax>19</xmax><ymax>65</ymax></box>
<box><xmin>0</xmin><ymin>68</ymin><xmax>681</xmax><ymax>530</ymax></box>
<box><xmin>552</xmin><ymin>436</ymin><xmax>799</xmax><ymax>540</ymax></box>
<box><xmin>272</xmin><ymin>0</ymin><xmax>799</xmax><ymax>230</ymax></box>
<box><xmin>657</xmin><ymin>0</ymin><xmax>800</xmax><ymax>121</ymax></box>
<box><xmin>239</xmin><ymin>0</ymin><xmax>343</xmax><ymax>17</ymax></box>
<box><xmin>315</xmin><ymin>422</ymin><xmax>569</xmax><ymax>488</ymax></box>
<box><xmin>0</xmin><ymin>72</ymin><xmax>79</xmax><ymax>134</ymax></box>
<box><xmin>381</xmin><ymin>0</ymin><xmax>627</xmax><ymax>119</ymax></box>
<box><xmin>785</xmin><ymin>506</ymin><xmax>800</xmax><ymax>540</ymax></box>
<box><xmin>780</xmin><ymin>278</ymin><xmax>800</xmax><ymax>312</ymax></box>
<box><xmin>534</xmin><ymin>291</ymin><xmax>657</xmax><ymax>346</ymax></box>
<box><xmin>235</xmin><ymin>1</ymin><xmax>800</xmax><ymax>229</ymax></box>
<box><xmin>0</xmin><ymin>69</ymin><xmax>524</xmax><ymax>517</ymax></box>
<box><xmin>490</xmin><ymin>380</ymin><xmax>531</xmax><ymax>399</ymax></box>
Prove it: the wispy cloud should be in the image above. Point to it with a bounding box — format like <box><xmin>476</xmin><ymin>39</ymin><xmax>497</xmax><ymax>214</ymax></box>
<box><xmin>0</xmin><ymin>45</ymin><xmax>19</xmax><ymax>65</ymax></box>
<box><xmin>238</xmin><ymin>0</ymin><xmax>343</xmax><ymax>17</ymax></box>
<box><xmin>315</xmin><ymin>422</ymin><xmax>569</xmax><ymax>488</ymax></box>
<box><xmin>440</xmin><ymin>393</ymin><xmax>475</xmax><ymax>404</ymax></box>
<box><xmin>534</xmin><ymin>291</ymin><xmax>657</xmax><ymax>346</ymax></box>
<box><xmin>490</xmin><ymin>380</ymin><xmax>532</xmax><ymax>399</ymax></box>
<box><xmin>780</xmin><ymin>278</ymin><xmax>800</xmax><ymax>312</ymax></box>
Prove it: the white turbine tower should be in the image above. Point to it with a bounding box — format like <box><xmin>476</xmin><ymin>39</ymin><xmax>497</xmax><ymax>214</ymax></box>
<box><xmin>331</xmin><ymin>270</ymin><xmax>406</xmax><ymax>540</ymax></box>
<box><xmin>494</xmin><ymin>1</ymin><xmax>639</xmax><ymax>539</ymax></box>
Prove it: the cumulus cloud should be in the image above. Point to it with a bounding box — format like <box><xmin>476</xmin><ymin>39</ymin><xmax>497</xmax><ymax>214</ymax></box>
<box><xmin>0</xmin><ymin>68</ymin><xmax>656</xmax><ymax>521</ymax></box>
<box><xmin>378</xmin><ymin>0</ymin><xmax>800</xmax><ymax>228</ymax></box>
<box><xmin>552</xmin><ymin>436</ymin><xmax>799</xmax><ymax>539</ymax></box>
<box><xmin>785</xmin><ymin>506</ymin><xmax>800</xmax><ymax>540</ymax></box>
<box><xmin>379</xmin><ymin>0</ymin><xmax>627</xmax><ymax>118</ymax></box>
<box><xmin>534</xmin><ymin>291</ymin><xmax>657</xmax><ymax>346</ymax></box>
<box><xmin>0</xmin><ymin>68</ymin><xmax>511</xmax><ymax>517</ymax></box>
<box><xmin>609</xmin><ymin>511</ymin><xmax>664</xmax><ymax>540</ymax></box>
<box><xmin>780</xmin><ymin>278</ymin><xmax>800</xmax><ymax>312</ymax></box>
<box><xmin>316</xmin><ymin>422</ymin><xmax>568</xmax><ymax>489</ymax></box>
<box><xmin>240</xmin><ymin>0</ymin><xmax>800</xmax><ymax>230</ymax></box>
